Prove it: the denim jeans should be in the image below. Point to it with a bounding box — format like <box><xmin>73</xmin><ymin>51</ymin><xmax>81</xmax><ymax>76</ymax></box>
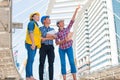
<box><xmin>59</xmin><ymin>46</ymin><xmax>76</xmax><ymax>75</ymax></box>
<box><xmin>25</xmin><ymin>43</ymin><xmax>37</xmax><ymax>77</ymax></box>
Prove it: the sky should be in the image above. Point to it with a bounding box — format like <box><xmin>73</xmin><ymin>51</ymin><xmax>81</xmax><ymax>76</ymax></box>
<box><xmin>12</xmin><ymin>0</ymin><xmax>70</xmax><ymax>80</ymax></box>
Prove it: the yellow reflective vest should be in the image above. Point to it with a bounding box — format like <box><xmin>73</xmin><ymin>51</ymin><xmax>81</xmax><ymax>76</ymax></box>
<box><xmin>25</xmin><ymin>23</ymin><xmax>41</xmax><ymax>48</ymax></box>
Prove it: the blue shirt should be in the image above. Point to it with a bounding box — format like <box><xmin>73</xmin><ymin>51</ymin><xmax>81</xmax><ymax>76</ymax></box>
<box><xmin>28</xmin><ymin>20</ymin><xmax>39</xmax><ymax>33</ymax></box>
<box><xmin>40</xmin><ymin>26</ymin><xmax>54</xmax><ymax>45</ymax></box>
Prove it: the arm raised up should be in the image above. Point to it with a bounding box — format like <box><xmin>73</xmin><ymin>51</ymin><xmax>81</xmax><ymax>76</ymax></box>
<box><xmin>71</xmin><ymin>5</ymin><xmax>80</xmax><ymax>21</ymax></box>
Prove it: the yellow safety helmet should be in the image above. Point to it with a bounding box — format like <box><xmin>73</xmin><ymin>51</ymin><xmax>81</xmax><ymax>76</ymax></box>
<box><xmin>30</xmin><ymin>12</ymin><xmax>40</xmax><ymax>21</ymax></box>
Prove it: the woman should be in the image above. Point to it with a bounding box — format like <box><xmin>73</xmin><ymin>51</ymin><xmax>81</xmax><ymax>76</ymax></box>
<box><xmin>55</xmin><ymin>5</ymin><xmax>80</xmax><ymax>80</ymax></box>
<box><xmin>25</xmin><ymin>12</ymin><xmax>41</xmax><ymax>80</ymax></box>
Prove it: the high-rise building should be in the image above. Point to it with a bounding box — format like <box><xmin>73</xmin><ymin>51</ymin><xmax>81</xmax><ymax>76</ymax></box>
<box><xmin>88</xmin><ymin>0</ymin><xmax>118</xmax><ymax>72</ymax></box>
<box><xmin>74</xmin><ymin>8</ymin><xmax>90</xmax><ymax>75</ymax></box>
<box><xmin>112</xmin><ymin>0</ymin><xmax>120</xmax><ymax>62</ymax></box>
<box><xmin>74</xmin><ymin>0</ymin><xmax>120</xmax><ymax>75</ymax></box>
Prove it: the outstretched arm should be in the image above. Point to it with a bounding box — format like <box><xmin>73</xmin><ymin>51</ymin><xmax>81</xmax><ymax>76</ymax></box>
<box><xmin>71</xmin><ymin>5</ymin><xmax>80</xmax><ymax>21</ymax></box>
<box><xmin>67</xmin><ymin>5</ymin><xmax>80</xmax><ymax>30</ymax></box>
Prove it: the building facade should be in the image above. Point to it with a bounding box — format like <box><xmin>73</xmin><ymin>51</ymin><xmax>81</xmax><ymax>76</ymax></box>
<box><xmin>74</xmin><ymin>9</ymin><xmax>90</xmax><ymax>75</ymax></box>
<box><xmin>112</xmin><ymin>0</ymin><xmax>120</xmax><ymax>62</ymax></box>
<box><xmin>74</xmin><ymin>0</ymin><xmax>120</xmax><ymax>75</ymax></box>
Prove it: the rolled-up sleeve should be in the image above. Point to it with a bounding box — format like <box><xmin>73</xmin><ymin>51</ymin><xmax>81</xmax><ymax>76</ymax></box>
<box><xmin>28</xmin><ymin>21</ymin><xmax>34</xmax><ymax>33</ymax></box>
<box><xmin>40</xmin><ymin>27</ymin><xmax>47</xmax><ymax>37</ymax></box>
<box><xmin>42</xmin><ymin>31</ymin><xmax>47</xmax><ymax>37</ymax></box>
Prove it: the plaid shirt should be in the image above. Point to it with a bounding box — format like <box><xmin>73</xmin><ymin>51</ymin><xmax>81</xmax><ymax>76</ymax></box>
<box><xmin>55</xmin><ymin>20</ymin><xmax>74</xmax><ymax>49</ymax></box>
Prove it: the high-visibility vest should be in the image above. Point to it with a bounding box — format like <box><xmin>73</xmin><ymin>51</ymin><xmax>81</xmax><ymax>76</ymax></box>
<box><xmin>25</xmin><ymin>23</ymin><xmax>41</xmax><ymax>48</ymax></box>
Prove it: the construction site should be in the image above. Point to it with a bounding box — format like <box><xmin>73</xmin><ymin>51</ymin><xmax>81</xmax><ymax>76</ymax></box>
<box><xmin>0</xmin><ymin>0</ymin><xmax>120</xmax><ymax>80</ymax></box>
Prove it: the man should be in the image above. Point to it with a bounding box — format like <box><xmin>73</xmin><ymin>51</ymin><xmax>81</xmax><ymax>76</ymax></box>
<box><xmin>25</xmin><ymin>12</ymin><xmax>41</xmax><ymax>80</ymax></box>
<box><xmin>39</xmin><ymin>16</ymin><xmax>56</xmax><ymax>80</ymax></box>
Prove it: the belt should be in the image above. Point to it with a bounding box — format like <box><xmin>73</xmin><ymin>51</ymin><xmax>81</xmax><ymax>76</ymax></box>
<box><xmin>41</xmin><ymin>43</ymin><xmax>53</xmax><ymax>46</ymax></box>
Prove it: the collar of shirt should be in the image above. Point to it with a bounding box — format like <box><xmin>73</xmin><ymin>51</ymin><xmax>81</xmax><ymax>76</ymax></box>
<box><xmin>59</xmin><ymin>28</ymin><xmax>65</xmax><ymax>32</ymax></box>
<box><xmin>33</xmin><ymin>20</ymin><xmax>39</xmax><ymax>26</ymax></box>
<box><xmin>43</xmin><ymin>26</ymin><xmax>50</xmax><ymax>29</ymax></box>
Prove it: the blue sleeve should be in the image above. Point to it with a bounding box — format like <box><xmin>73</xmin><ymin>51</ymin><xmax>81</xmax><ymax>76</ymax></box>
<box><xmin>51</xmin><ymin>28</ymin><xmax>54</xmax><ymax>30</ymax></box>
<box><xmin>28</xmin><ymin>21</ymin><xmax>34</xmax><ymax>33</ymax></box>
<box><xmin>40</xmin><ymin>27</ymin><xmax>47</xmax><ymax>37</ymax></box>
